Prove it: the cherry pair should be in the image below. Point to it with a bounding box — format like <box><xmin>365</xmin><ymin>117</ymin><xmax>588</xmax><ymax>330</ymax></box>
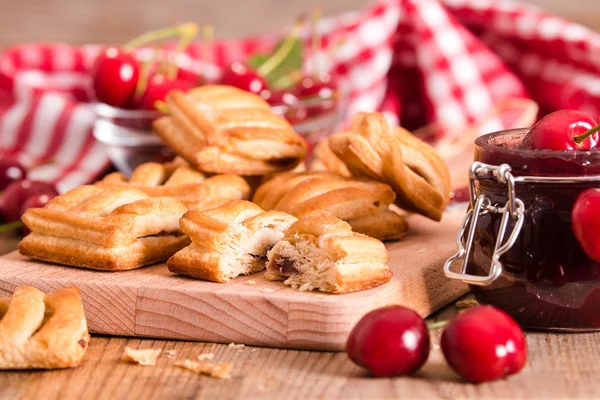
<box><xmin>92</xmin><ymin>23</ymin><xmax>198</xmax><ymax>110</ymax></box>
<box><xmin>0</xmin><ymin>155</ymin><xmax>57</xmax><ymax>231</ymax></box>
<box><xmin>346</xmin><ymin>305</ymin><xmax>527</xmax><ymax>383</ymax></box>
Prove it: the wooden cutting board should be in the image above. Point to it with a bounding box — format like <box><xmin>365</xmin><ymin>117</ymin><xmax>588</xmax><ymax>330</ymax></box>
<box><xmin>0</xmin><ymin>209</ymin><xmax>468</xmax><ymax>351</ymax></box>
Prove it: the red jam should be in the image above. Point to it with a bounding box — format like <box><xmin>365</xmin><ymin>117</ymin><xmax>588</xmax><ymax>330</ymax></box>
<box><xmin>468</xmin><ymin>129</ymin><xmax>600</xmax><ymax>331</ymax></box>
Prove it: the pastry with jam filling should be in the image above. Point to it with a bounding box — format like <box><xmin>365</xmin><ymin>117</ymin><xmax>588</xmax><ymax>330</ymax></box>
<box><xmin>167</xmin><ymin>200</ymin><xmax>298</xmax><ymax>282</ymax></box>
<box><xmin>266</xmin><ymin>215</ymin><xmax>392</xmax><ymax>293</ymax></box>
<box><xmin>19</xmin><ymin>186</ymin><xmax>189</xmax><ymax>270</ymax></box>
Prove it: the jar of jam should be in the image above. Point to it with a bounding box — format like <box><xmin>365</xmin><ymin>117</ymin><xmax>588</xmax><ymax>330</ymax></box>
<box><xmin>444</xmin><ymin>128</ymin><xmax>600</xmax><ymax>331</ymax></box>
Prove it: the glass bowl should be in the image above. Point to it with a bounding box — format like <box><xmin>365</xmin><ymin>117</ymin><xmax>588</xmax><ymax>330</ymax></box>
<box><xmin>92</xmin><ymin>88</ymin><xmax>349</xmax><ymax>176</ymax></box>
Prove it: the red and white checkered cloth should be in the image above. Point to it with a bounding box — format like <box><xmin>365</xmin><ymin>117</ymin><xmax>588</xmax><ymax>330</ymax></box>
<box><xmin>1</xmin><ymin>0</ymin><xmax>600</xmax><ymax>191</ymax></box>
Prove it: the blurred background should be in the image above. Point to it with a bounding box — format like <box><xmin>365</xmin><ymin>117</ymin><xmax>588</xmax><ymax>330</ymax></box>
<box><xmin>1</xmin><ymin>0</ymin><xmax>599</xmax><ymax>47</ymax></box>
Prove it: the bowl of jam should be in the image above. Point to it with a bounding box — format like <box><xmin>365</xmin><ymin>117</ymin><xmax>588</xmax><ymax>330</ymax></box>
<box><xmin>444</xmin><ymin>110</ymin><xmax>600</xmax><ymax>331</ymax></box>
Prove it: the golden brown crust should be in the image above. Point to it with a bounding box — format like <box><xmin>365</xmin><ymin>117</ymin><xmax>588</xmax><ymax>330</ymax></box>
<box><xmin>327</xmin><ymin>112</ymin><xmax>451</xmax><ymax>221</ymax></box>
<box><xmin>168</xmin><ymin>200</ymin><xmax>298</xmax><ymax>282</ymax></box>
<box><xmin>152</xmin><ymin>85</ymin><xmax>307</xmax><ymax>175</ymax></box>
<box><xmin>98</xmin><ymin>161</ymin><xmax>251</xmax><ymax>211</ymax></box>
<box><xmin>252</xmin><ymin>171</ymin><xmax>408</xmax><ymax>241</ymax></box>
<box><xmin>0</xmin><ymin>286</ymin><xmax>89</xmax><ymax>369</ymax></box>
<box><xmin>265</xmin><ymin>215</ymin><xmax>392</xmax><ymax>294</ymax></box>
<box><xmin>19</xmin><ymin>186</ymin><xmax>190</xmax><ymax>270</ymax></box>
<box><xmin>310</xmin><ymin>139</ymin><xmax>351</xmax><ymax>177</ymax></box>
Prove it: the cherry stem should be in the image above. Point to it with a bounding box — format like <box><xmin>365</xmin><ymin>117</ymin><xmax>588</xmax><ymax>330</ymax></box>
<box><xmin>426</xmin><ymin>320</ymin><xmax>449</xmax><ymax>331</ymax></box>
<box><xmin>201</xmin><ymin>25</ymin><xmax>214</xmax><ymax>84</ymax></box>
<box><xmin>0</xmin><ymin>221</ymin><xmax>22</xmax><ymax>233</ymax></box>
<box><xmin>311</xmin><ymin>7</ymin><xmax>322</xmax><ymax>78</ymax></box>
<box><xmin>154</xmin><ymin>100</ymin><xmax>169</xmax><ymax>113</ymax></box>
<box><xmin>257</xmin><ymin>17</ymin><xmax>305</xmax><ymax>78</ymax></box>
<box><xmin>123</xmin><ymin>22</ymin><xmax>198</xmax><ymax>51</ymax></box>
<box><xmin>167</xmin><ymin>23</ymin><xmax>199</xmax><ymax>79</ymax></box>
<box><xmin>574</xmin><ymin>124</ymin><xmax>600</xmax><ymax>144</ymax></box>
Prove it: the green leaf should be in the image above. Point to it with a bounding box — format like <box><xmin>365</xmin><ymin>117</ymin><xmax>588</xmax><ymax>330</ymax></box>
<box><xmin>247</xmin><ymin>53</ymin><xmax>269</xmax><ymax>70</ymax></box>
<box><xmin>256</xmin><ymin>36</ymin><xmax>303</xmax><ymax>89</ymax></box>
<box><xmin>264</xmin><ymin>38</ymin><xmax>303</xmax><ymax>88</ymax></box>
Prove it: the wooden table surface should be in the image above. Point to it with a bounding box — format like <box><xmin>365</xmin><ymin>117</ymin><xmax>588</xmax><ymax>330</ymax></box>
<box><xmin>1</xmin><ymin>232</ymin><xmax>600</xmax><ymax>400</ymax></box>
<box><xmin>3</xmin><ymin>0</ymin><xmax>600</xmax><ymax>398</ymax></box>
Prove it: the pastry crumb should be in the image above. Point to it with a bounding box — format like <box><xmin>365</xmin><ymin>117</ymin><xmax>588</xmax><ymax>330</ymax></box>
<box><xmin>175</xmin><ymin>359</ymin><xmax>233</xmax><ymax>379</ymax></box>
<box><xmin>165</xmin><ymin>350</ymin><xmax>176</xmax><ymax>357</ymax></box>
<box><xmin>432</xmin><ymin>344</ymin><xmax>440</xmax><ymax>350</ymax></box>
<box><xmin>122</xmin><ymin>347</ymin><xmax>162</xmax><ymax>366</ymax></box>
<box><xmin>245</xmin><ymin>280</ymin><xmax>257</xmax><ymax>286</ymax></box>
<box><xmin>198</xmin><ymin>352</ymin><xmax>214</xmax><ymax>361</ymax></box>
<box><xmin>262</xmin><ymin>288</ymin><xmax>274</xmax><ymax>293</ymax></box>
<box><xmin>228</xmin><ymin>343</ymin><xmax>245</xmax><ymax>349</ymax></box>
<box><xmin>251</xmin><ymin>348</ymin><xmax>257</xmax><ymax>352</ymax></box>
<box><xmin>456</xmin><ymin>299</ymin><xmax>479</xmax><ymax>309</ymax></box>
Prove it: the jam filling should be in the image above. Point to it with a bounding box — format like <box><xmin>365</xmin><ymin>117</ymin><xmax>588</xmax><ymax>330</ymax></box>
<box><xmin>138</xmin><ymin>231</ymin><xmax>182</xmax><ymax>239</ymax></box>
<box><xmin>273</xmin><ymin>256</ymin><xmax>299</xmax><ymax>276</ymax></box>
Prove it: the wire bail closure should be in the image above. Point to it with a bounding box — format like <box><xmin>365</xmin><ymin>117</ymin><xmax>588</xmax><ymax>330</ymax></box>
<box><xmin>443</xmin><ymin>162</ymin><xmax>525</xmax><ymax>286</ymax></box>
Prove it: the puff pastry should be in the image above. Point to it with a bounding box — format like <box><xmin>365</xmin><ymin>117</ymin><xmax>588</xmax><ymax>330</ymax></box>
<box><xmin>265</xmin><ymin>216</ymin><xmax>392</xmax><ymax>293</ymax></box>
<box><xmin>253</xmin><ymin>171</ymin><xmax>408</xmax><ymax>241</ymax></box>
<box><xmin>327</xmin><ymin>112</ymin><xmax>451</xmax><ymax>221</ymax></box>
<box><xmin>0</xmin><ymin>286</ymin><xmax>89</xmax><ymax>369</ymax></box>
<box><xmin>19</xmin><ymin>186</ymin><xmax>190</xmax><ymax>270</ymax></box>
<box><xmin>310</xmin><ymin>139</ymin><xmax>351</xmax><ymax>177</ymax></box>
<box><xmin>153</xmin><ymin>85</ymin><xmax>307</xmax><ymax>175</ymax></box>
<box><xmin>98</xmin><ymin>161</ymin><xmax>251</xmax><ymax>211</ymax></box>
<box><xmin>168</xmin><ymin>200</ymin><xmax>298</xmax><ymax>282</ymax></box>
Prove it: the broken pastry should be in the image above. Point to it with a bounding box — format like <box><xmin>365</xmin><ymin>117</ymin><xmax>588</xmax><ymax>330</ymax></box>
<box><xmin>98</xmin><ymin>161</ymin><xmax>251</xmax><ymax>211</ymax></box>
<box><xmin>253</xmin><ymin>171</ymin><xmax>408</xmax><ymax>241</ymax></box>
<box><xmin>153</xmin><ymin>85</ymin><xmax>307</xmax><ymax>175</ymax></box>
<box><xmin>265</xmin><ymin>216</ymin><xmax>392</xmax><ymax>293</ymax></box>
<box><xmin>0</xmin><ymin>286</ymin><xmax>89</xmax><ymax>369</ymax></box>
<box><xmin>327</xmin><ymin>112</ymin><xmax>451</xmax><ymax>221</ymax></box>
<box><xmin>167</xmin><ymin>200</ymin><xmax>298</xmax><ymax>282</ymax></box>
<box><xmin>19</xmin><ymin>186</ymin><xmax>190</xmax><ymax>270</ymax></box>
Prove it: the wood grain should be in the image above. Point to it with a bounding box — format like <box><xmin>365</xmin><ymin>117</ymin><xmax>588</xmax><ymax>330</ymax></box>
<box><xmin>0</xmin><ymin>210</ymin><xmax>467</xmax><ymax>351</ymax></box>
<box><xmin>0</xmin><ymin>314</ymin><xmax>599</xmax><ymax>400</ymax></box>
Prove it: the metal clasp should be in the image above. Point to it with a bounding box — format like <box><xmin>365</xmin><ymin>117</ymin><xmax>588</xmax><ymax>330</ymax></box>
<box><xmin>444</xmin><ymin>162</ymin><xmax>525</xmax><ymax>286</ymax></box>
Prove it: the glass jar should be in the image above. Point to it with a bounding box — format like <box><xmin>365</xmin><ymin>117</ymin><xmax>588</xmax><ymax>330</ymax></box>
<box><xmin>444</xmin><ymin>128</ymin><xmax>600</xmax><ymax>331</ymax></box>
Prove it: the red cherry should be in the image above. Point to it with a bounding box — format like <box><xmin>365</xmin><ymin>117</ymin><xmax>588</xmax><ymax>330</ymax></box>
<box><xmin>520</xmin><ymin>110</ymin><xmax>598</xmax><ymax>151</ymax></box>
<box><xmin>0</xmin><ymin>157</ymin><xmax>27</xmax><ymax>190</ymax></box>
<box><xmin>92</xmin><ymin>47</ymin><xmax>141</xmax><ymax>108</ymax></box>
<box><xmin>296</xmin><ymin>74</ymin><xmax>338</xmax><ymax>117</ymax></box>
<box><xmin>261</xmin><ymin>89</ymin><xmax>299</xmax><ymax>107</ymax></box>
<box><xmin>346</xmin><ymin>305</ymin><xmax>430</xmax><ymax>377</ymax></box>
<box><xmin>572</xmin><ymin>188</ymin><xmax>600</xmax><ymax>262</ymax></box>
<box><xmin>0</xmin><ymin>180</ymin><xmax>58</xmax><ymax>223</ymax></box>
<box><xmin>220</xmin><ymin>62</ymin><xmax>267</xmax><ymax>94</ymax></box>
<box><xmin>297</xmin><ymin>74</ymin><xmax>336</xmax><ymax>98</ymax></box>
<box><xmin>135</xmin><ymin>74</ymin><xmax>194</xmax><ymax>111</ymax></box>
<box><xmin>441</xmin><ymin>306</ymin><xmax>527</xmax><ymax>383</ymax></box>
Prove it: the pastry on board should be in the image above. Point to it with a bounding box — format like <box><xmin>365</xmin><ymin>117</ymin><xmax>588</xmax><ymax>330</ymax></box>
<box><xmin>98</xmin><ymin>160</ymin><xmax>251</xmax><ymax>211</ymax></box>
<box><xmin>152</xmin><ymin>85</ymin><xmax>307</xmax><ymax>176</ymax></box>
<box><xmin>265</xmin><ymin>215</ymin><xmax>392</xmax><ymax>293</ymax></box>
<box><xmin>19</xmin><ymin>186</ymin><xmax>190</xmax><ymax>271</ymax></box>
<box><xmin>0</xmin><ymin>286</ymin><xmax>89</xmax><ymax>369</ymax></box>
<box><xmin>168</xmin><ymin>200</ymin><xmax>298</xmax><ymax>282</ymax></box>
<box><xmin>252</xmin><ymin>171</ymin><xmax>408</xmax><ymax>241</ymax></box>
<box><xmin>310</xmin><ymin>139</ymin><xmax>351</xmax><ymax>177</ymax></box>
<box><xmin>327</xmin><ymin>112</ymin><xmax>451</xmax><ymax>221</ymax></box>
